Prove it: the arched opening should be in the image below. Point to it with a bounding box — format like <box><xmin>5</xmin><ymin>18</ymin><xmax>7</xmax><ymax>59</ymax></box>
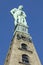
<box><xmin>22</xmin><ymin>54</ymin><xmax>29</xmax><ymax>63</ymax></box>
<box><xmin>17</xmin><ymin>34</ymin><xmax>21</xmax><ymax>40</ymax></box>
<box><xmin>21</xmin><ymin>43</ymin><xmax>27</xmax><ymax>50</ymax></box>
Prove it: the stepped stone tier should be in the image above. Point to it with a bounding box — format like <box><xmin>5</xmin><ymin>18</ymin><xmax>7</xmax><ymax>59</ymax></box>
<box><xmin>4</xmin><ymin>5</ymin><xmax>41</xmax><ymax>65</ymax></box>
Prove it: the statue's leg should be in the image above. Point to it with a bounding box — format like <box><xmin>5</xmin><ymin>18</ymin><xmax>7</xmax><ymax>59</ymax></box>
<box><xmin>24</xmin><ymin>18</ymin><xmax>27</xmax><ymax>26</ymax></box>
<box><xmin>18</xmin><ymin>16</ymin><xmax>21</xmax><ymax>23</ymax></box>
<box><xmin>14</xmin><ymin>18</ymin><xmax>17</xmax><ymax>26</ymax></box>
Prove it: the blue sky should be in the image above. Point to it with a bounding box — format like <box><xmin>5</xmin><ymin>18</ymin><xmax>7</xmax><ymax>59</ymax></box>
<box><xmin>0</xmin><ymin>0</ymin><xmax>43</xmax><ymax>65</ymax></box>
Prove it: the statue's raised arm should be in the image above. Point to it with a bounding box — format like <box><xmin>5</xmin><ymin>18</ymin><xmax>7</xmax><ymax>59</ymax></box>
<box><xmin>10</xmin><ymin>5</ymin><xmax>28</xmax><ymax>27</ymax></box>
<box><xmin>10</xmin><ymin>8</ymin><xmax>17</xmax><ymax>15</ymax></box>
